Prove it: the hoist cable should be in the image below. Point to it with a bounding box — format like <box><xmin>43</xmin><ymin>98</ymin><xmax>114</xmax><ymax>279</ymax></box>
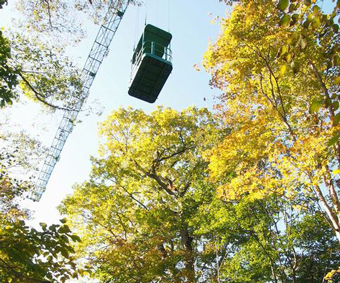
<box><xmin>156</xmin><ymin>0</ymin><xmax>158</xmax><ymax>26</ymax></box>
<box><xmin>134</xmin><ymin>4</ymin><xmax>140</xmax><ymax>47</ymax></box>
<box><xmin>145</xmin><ymin>0</ymin><xmax>148</xmax><ymax>25</ymax></box>
<box><xmin>168</xmin><ymin>0</ymin><xmax>170</xmax><ymax>31</ymax></box>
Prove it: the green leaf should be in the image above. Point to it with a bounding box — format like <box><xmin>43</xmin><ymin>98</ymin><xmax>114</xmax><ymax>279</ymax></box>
<box><xmin>289</xmin><ymin>3</ymin><xmax>297</xmax><ymax>12</ymax></box>
<box><xmin>279</xmin><ymin>14</ymin><xmax>291</xmax><ymax>26</ymax></box>
<box><xmin>312</xmin><ymin>5</ymin><xmax>320</xmax><ymax>14</ymax></box>
<box><xmin>39</xmin><ymin>222</ymin><xmax>47</xmax><ymax>230</ymax></box>
<box><xmin>70</xmin><ymin>234</ymin><xmax>81</xmax><ymax>242</ymax></box>
<box><xmin>287</xmin><ymin>32</ymin><xmax>298</xmax><ymax>44</ymax></box>
<box><xmin>310</xmin><ymin>100</ymin><xmax>323</xmax><ymax>112</ymax></box>
<box><xmin>300</xmin><ymin>38</ymin><xmax>307</xmax><ymax>49</ymax></box>
<box><xmin>328</xmin><ymin>135</ymin><xmax>338</xmax><ymax>146</ymax></box>
<box><xmin>59</xmin><ymin>225</ymin><xmax>71</xmax><ymax>234</ymax></box>
<box><xmin>303</xmin><ymin>20</ymin><xmax>310</xmax><ymax>28</ymax></box>
<box><xmin>312</xmin><ymin>18</ymin><xmax>321</xmax><ymax>29</ymax></box>
<box><xmin>333</xmin><ymin>101</ymin><xmax>339</xmax><ymax>111</ymax></box>
<box><xmin>277</xmin><ymin>0</ymin><xmax>289</xmax><ymax>11</ymax></box>
<box><xmin>291</xmin><ymin>13</ymin><xmax>299</xmax><ymax>24</ymax></box>
<box><xmin>333</xmin><ymin>113</ymin><xmax>340</xmax><ymax>126</ymax></box>
<box><xmin>333</xmin><ymin>55</ymin><xmax>340</xmax><ymax>67</ymax></box>
<box><xmin>332</xmin><ymin>24</ymin><xmax>339</xmax><ymax>33</ymax></box>
<box><xmin>306</xmin><ymin>14</ymin><xmax>313</xmax><ymax>23</ymax></box>
<box><xmin>60</xmin><ymin>248</ymin><xmax>69</xmax><ymax>258</ymax></box>
<box><xmin>335</xmin><ymin>77</ymin><xmax>340</xmax><ymax>84</ymax></box>
<box><xmin>291</xmin><ymin>61</ymin><xmax>299</xmax><ymax>73</ymax></box>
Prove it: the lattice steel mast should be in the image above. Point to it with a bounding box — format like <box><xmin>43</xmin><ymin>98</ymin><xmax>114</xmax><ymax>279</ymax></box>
<box><xmin>29</xmin><ymin>0</ymin><xmax>130</xmax><ymax>201</ymax></box>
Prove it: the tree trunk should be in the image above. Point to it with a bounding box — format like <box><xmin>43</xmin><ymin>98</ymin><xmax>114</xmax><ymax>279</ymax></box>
<box><xmin>180</xmin><ymin>226</ymin><xmax>195</xmax><ymax>282</ymax></box>
<box><xmin>314</xmin><ymin>185</ymin><xmax>340</xmax><ymax>243</ymax></box>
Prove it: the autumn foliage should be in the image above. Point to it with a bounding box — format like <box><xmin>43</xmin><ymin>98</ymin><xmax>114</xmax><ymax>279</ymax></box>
<box><xmin>204</xmin><ymin>0</ymin><xmax>340</xmax><ymax>244</ymax></box>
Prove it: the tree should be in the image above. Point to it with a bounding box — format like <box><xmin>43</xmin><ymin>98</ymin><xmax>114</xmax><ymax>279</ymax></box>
<box><xmin>59</xmin><ymin>106</ymin><xmax>340</xmax><ymax>283</ymax></box>
<box><xmin>0</xmin><ymin>114</ymin><xmax>86</xmax><ymax>282</ymax></box>
<box><xmin>0</xmin><ymin>139</ymin><xmax>86</xmax><ymax>282</ymax></box>
<box><xmin>273</xmin><ymin>0</ymin><xmax>340</xmax><ymax>130</ymax></box>
<box><xmin>15</xmin><ymin>0</ymin><xmax>140</xmax><ymax>38</ymax></box>
<box><xmin>0</xmin><ymin>0</ymin><xmax>83</xmax><ymax>110</ymax></box>
<box><xmin>0</xmin><ymin>0</ymin><xmax>140</xmax><ymax>110</ymax></box>
<box><xmin>0</xmin><ymin>1</ymin><xmax>134</xmax><ymax>281</ymax></box>
<box><xmin>0</xmin><ymin>28</ymin><xmax>84</xmax><ymax>110</ymax></box>
<box><xmin>204</xmin><ymin>0</ymin><xmax>340</xmax><ymax>244</ymax></box>
<box><xmin>194</xmin><ymin>194</ymin><xmax>340</xmax><ymax>283</ymax></box>
<box><xmin>60</xmin><ymin>107</ymin><xmax>224</xmax><ymax>283</ymax></box>
<box><xmin>0</xmin><ymin>0</ymin><xmax>7</xmax><ymax>9</ymax></box>
<box><xmin>0</xmin><ymin>30</ymin><xmax>18</xmax><ymax>107</ymax></box>
<box><xmin>0</xmin><ymin>218</ymin><xmax>84</xmax><ymax>283</ymax></box>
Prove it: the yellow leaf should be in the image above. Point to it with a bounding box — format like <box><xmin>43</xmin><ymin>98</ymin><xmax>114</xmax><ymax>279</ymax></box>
<box><xmin>280</xmin><ymin>64</ymin><xmax>287</xmax><ymax>76</ymax></box>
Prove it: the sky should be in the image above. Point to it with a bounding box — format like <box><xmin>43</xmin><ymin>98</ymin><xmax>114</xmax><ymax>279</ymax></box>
<box><xmin>0</xmin><ymin>0</ymin><xmax>228</xmax><ymax>225</ymax></box>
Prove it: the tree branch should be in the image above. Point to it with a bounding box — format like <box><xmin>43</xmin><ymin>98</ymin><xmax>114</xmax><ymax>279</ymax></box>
<box><xmin>133</xmin><ymin>159</ymin><xmax>176</xmax><ymax>196</ymax></box>
<box><xmin>118</xmin><ymin>184</ymin><xmax>149</xmax><ymax>211</ymax></box>
<box><xmin>17</xmin><ymin>71</ymin><xmax>77</xmax><ymax>112</ymax></box>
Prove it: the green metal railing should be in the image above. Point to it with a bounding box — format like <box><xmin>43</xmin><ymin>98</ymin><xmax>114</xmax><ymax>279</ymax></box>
<box><xmin>130</xmin><ymin>40</ymin><xmax>172</xmax><ymax>81</ymax></box>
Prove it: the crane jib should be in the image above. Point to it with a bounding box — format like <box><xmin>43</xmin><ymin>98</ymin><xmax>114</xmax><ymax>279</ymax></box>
<box><xmin>29</xmin><ymin>0</ymin><xmax>130</xmax><ymax>202</ymax></box>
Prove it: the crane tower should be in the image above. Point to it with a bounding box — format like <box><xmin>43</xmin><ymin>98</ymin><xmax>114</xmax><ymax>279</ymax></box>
<box><xmin>29</xmin><ymin>0</ymin><xmax>130</xmax><ymax>201</ymax></box>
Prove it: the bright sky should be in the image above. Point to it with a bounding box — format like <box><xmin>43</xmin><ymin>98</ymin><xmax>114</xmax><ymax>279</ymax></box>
<box><xmin>0</xmin><ymin>0</ymin><xmax>227</xmax><ymax>225</ymax></box>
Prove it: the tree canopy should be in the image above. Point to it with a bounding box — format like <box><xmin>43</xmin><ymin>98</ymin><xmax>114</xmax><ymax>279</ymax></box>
<box><xmin>0</xmin><ymin>30</ymin><xmax>18</xmax><ymax>107</ymax></box>
<box><xmin>60</xmin><ymin>106</ymin><xmax>340</xmax><ymax>283</ymax></box>
<box><xmin>0</xmin><ymin>0</ymin><xmax>100</xmax><ymax>279</ymax></box>
<box><xmin>60</xmin><ymin>107</ymin><xmax>223</xmax><ymax>282</ymax></box>
<box><xmin>0</xmin><ymin>133</ymin><xmax>85</xmax><ymax>282</ymax></box>
<box><xmin>0</xmin><ymin>0</ymin><xmax>140</xmax><ymax>110</ymax></box>
<box><xmin>204</xmin><ymin>0</ymin><xmax>340</xmax><ymax>244</ymax></box>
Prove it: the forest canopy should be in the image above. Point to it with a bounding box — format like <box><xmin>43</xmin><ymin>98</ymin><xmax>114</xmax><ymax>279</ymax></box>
<box><xmin>1</xmin><ymin>0</ymin><xmax>340</xmax><ymax>282</ymax></box>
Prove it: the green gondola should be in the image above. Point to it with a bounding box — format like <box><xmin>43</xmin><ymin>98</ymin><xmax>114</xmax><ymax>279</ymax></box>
<box><xmin>128</xmin><ymin>24</ymin><xmax>173</xmax><ymax>103</ymax></box>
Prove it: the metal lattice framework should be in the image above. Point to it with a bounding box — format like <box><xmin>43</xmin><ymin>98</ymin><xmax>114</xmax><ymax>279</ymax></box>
<box><xmin>29</xmin><ymin>0</ymin><xmax>130</xmax><ymax>201</ymax></box>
